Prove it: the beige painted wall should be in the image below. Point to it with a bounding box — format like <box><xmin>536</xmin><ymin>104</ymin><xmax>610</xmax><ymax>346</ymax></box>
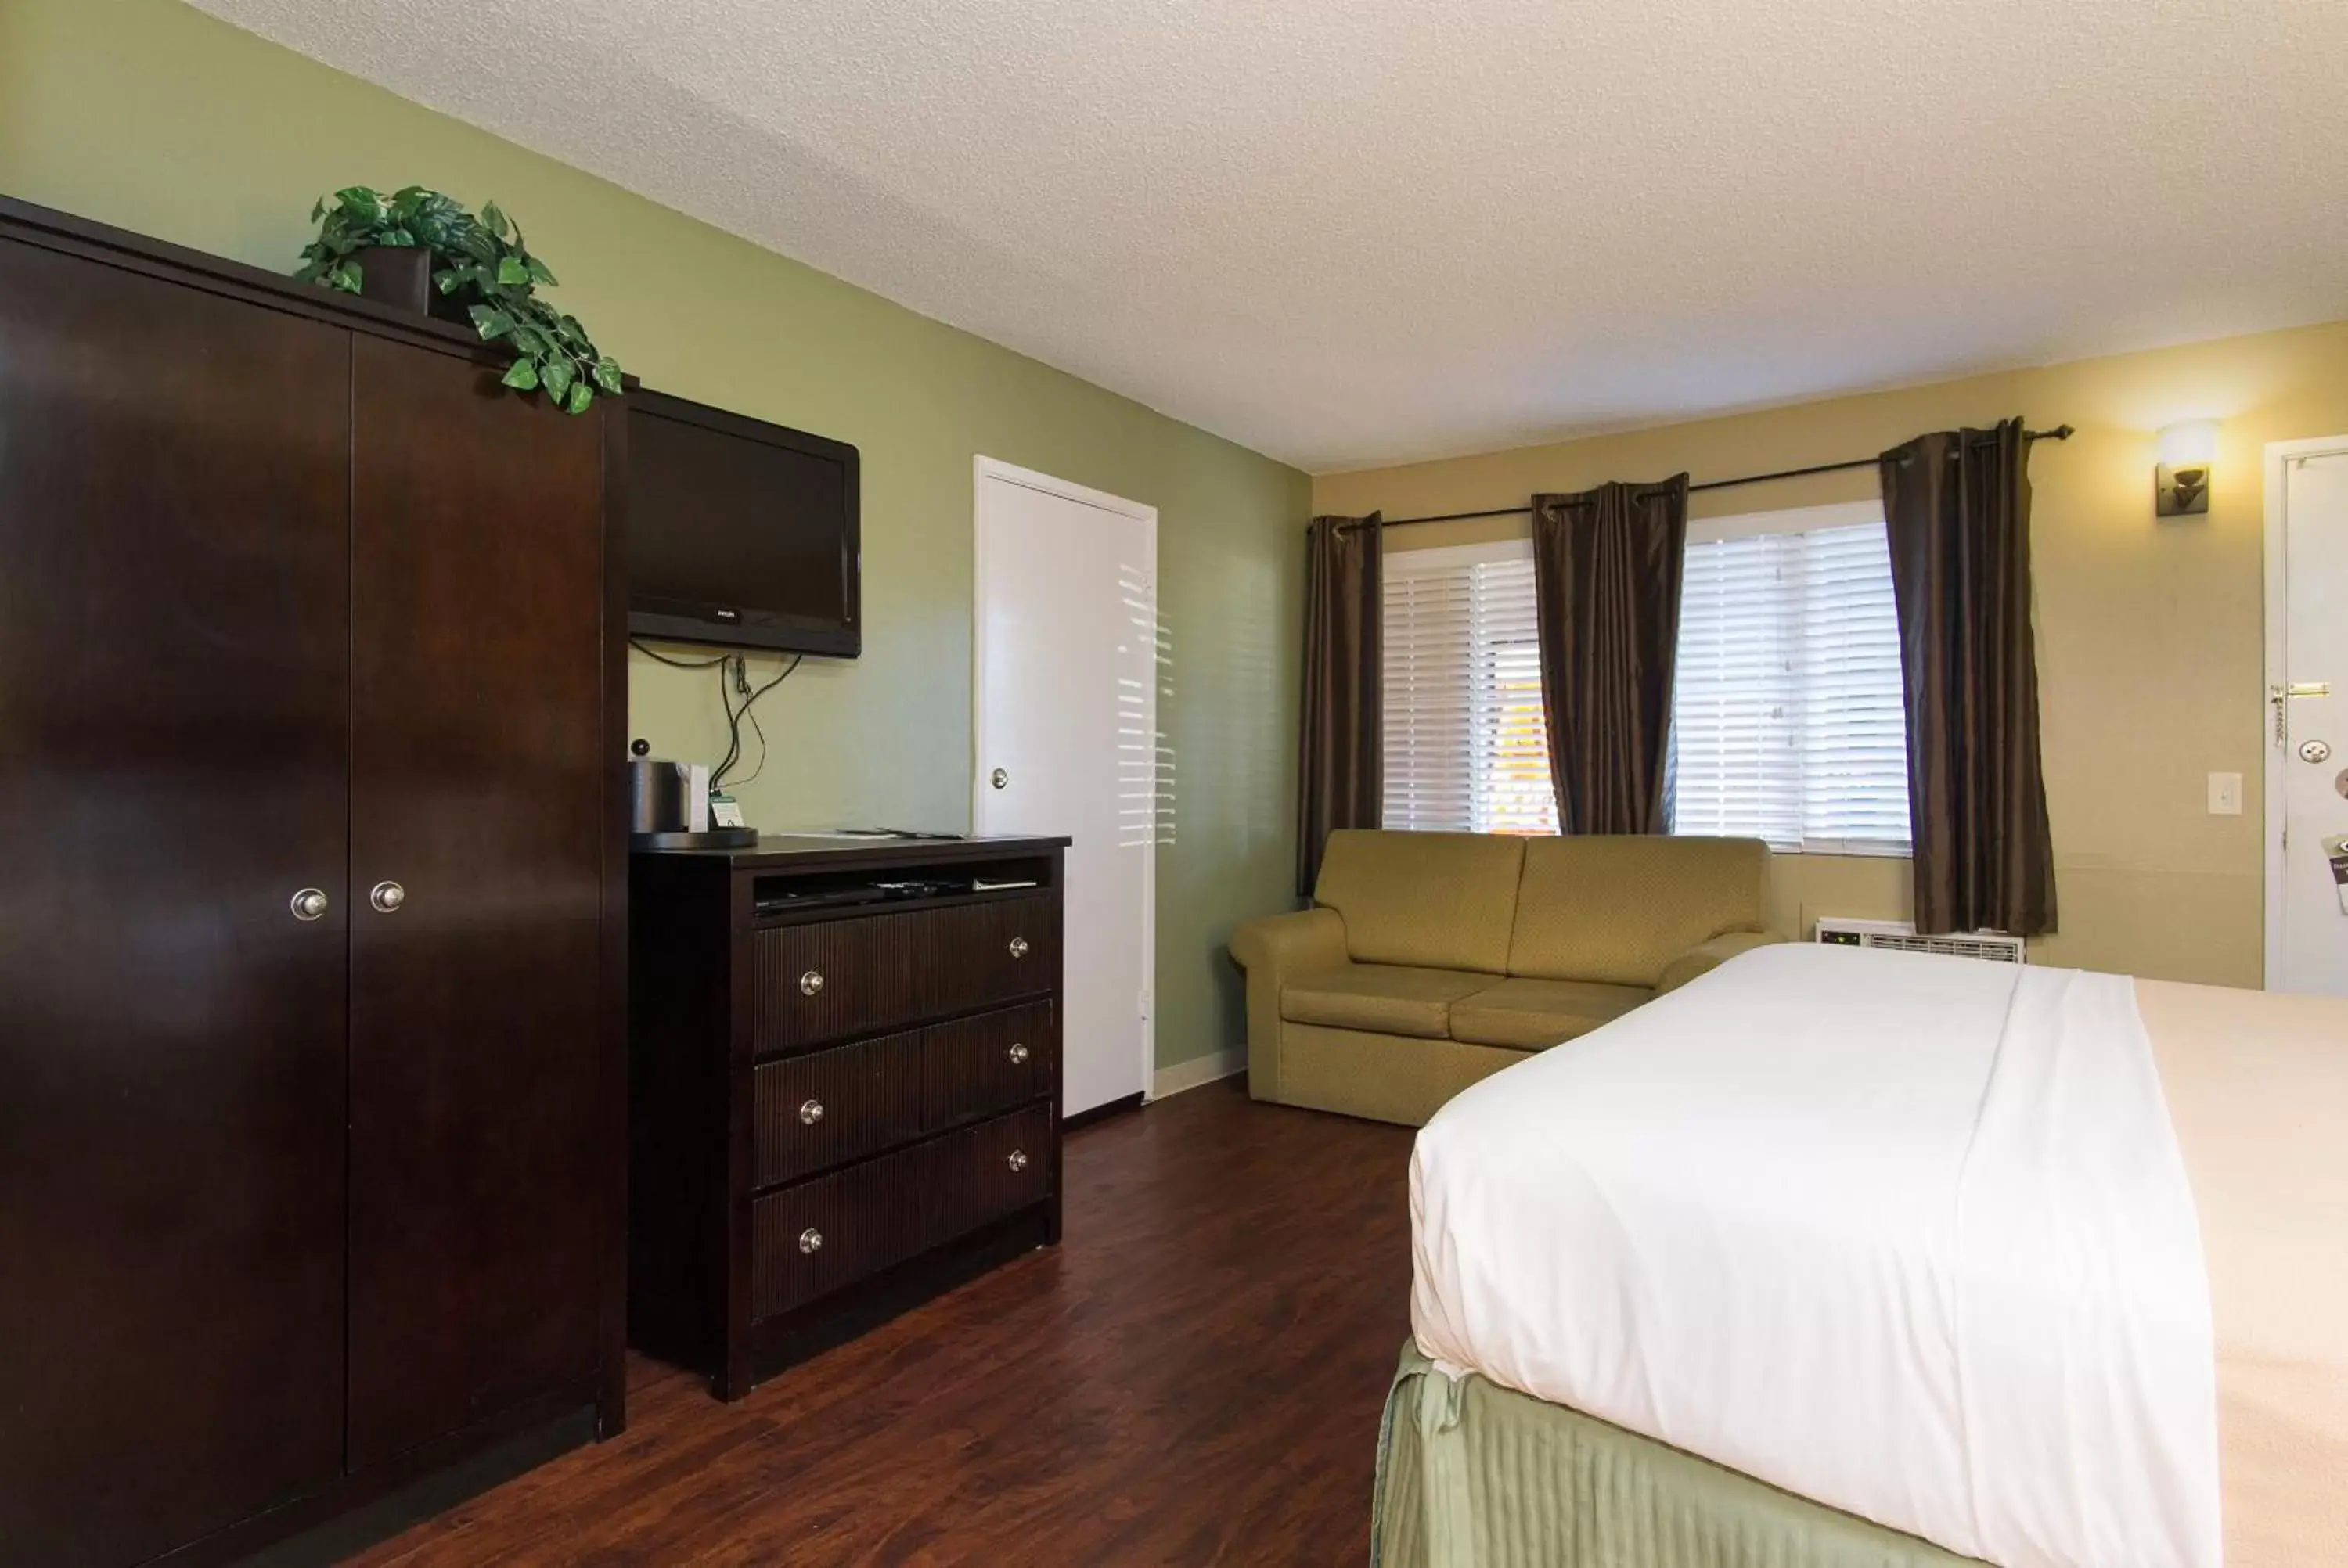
<box><xmin>1316</xmin><ymin>322</ymin><xmax>2348</xmax><ymax>987</ymax></box>
<box><xmin>0</xmin><ymin>0</ymin><xmax>1311</xmax><ymax>1067</ymax></box>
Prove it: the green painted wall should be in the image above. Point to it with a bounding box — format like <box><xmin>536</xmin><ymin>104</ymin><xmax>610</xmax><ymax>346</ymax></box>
<box><xmin>0</xmin><ymin>0</ymin><xmax>1308</xmax><ymax>1070</ymax></box>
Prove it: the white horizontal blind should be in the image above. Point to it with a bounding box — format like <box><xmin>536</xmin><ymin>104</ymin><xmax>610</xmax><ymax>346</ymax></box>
<box><xmin>1383</xmin><ymin>544</ymin><xmax>1559</xmax><ymax>835</ymax></box>
<box><xmin>1383</xmin><ymin>559</ymin><xmax>1474</xmax><ymax>831</ymax></box>
<box><xmin>1671</xmin><ymin>515</ymin><xmax>1911</xmax><ymax>854</ymax></box>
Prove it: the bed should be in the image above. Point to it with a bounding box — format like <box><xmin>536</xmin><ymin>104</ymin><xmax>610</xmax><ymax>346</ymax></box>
<box><xmin>1376</xmin><ymin>943</ymin><xmax>2348</xmax><ymax>1568</ymax></box>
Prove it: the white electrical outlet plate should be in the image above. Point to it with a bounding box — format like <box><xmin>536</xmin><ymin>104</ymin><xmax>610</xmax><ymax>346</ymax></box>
<box><xmin>2208</xmin><ymin>771</ymin><xmax>2243</xmax><ymax>815</ymax></box>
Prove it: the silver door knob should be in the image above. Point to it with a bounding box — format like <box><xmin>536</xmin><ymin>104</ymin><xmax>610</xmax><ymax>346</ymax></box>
<box><xmin>1007</xmin><ymin>1042</ymin><xmax>1030</xmax><ymax>1066</ymax></box>
<box><xmin>799</xmin><ymin>1098</ymin><xmax>825</xmax><ymax>1126</ymax></box>
<box><xmin>1006</xmin><ymin>1149</ymin><xmax>1029</xmax><ymax>1173</ymax></box>
<box><xmin>800</xmin><ymin>969</ymin><xmax>825</xmax><ymax>997</ymax></box>
<box><xmin>290</xmin><ymin>888</ymin><xmax>329</xmax><ymax>922</ymax></box>
<box><xmin>369</xmin><ymin>880</ymin><xmax>405</xmax><ymax>914</ymax></box>
<box><xmin>991</xmin><ymin>768</ymin><xmax>1008</xmax><ymax>790</ymax></box>
<box><xmin>797</xmin><ymin>1227</ymin><xmax>823</xmax><ymax>1255</ymax></box>
<box><xmin>1007</xmin><ymin>937</ymin><xmax>1029</xmax><ymax>958</ymax></box>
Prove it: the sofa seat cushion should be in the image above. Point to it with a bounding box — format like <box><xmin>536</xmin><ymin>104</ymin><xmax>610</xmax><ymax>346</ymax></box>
<box><xmin>1281</xmin><ymin>965</ymin><xmax>1493</xmax><ymax>1039</ymax></box>
<box><xmin>1449</xmin><ymin>977</ymin><xmax>1651</xmax><ymax>1049</ymax></box>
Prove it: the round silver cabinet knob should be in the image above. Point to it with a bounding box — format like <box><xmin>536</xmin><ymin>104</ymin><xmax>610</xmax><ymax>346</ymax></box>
<box><xmin>369</xmin><ymin>880</ymin><xmax>405</xmax><ymax>914</ymax></box>
<box><xmin>799</xmin><ymin>1098</ymin><xmax>825</xmax><ymax>1126</ymax></box>
<box><xmin>1007</xmin><ymin>937</ymin><xmax>1029</xmax><ymax>959</ymax></box>
<box><xmin>990</xmin><ymin>768</ymin><xmax>1009</xmax><ymax>790</ymax></box>
<box><xmin>797</xmin><ymin>1227</ymin><xmax>823</xmax><ymax>1255</ymax></box>
<box><xmin>799</xmin><ymin>969</ymin><xmax>825</xmax><ymax>997</ymax></box>
<box><xmin>290</xmin><ymin>888</ymin><xmax>330</xmax><ymax>922</ymax></box>
<box><xmin>2301</xmin><ymin>738</ymin><xmax>2333</xmax><ymax>764</ymax></box>
<box><xmin>1006</xmin><ymin>1149</ymin><xmax>1030</xmax><ymax>1173</ymax></box>
<box><xmin>1007</xmin><ymin>1042</ymin><xmax>1031</xmax><ymax>1066</ymax></box>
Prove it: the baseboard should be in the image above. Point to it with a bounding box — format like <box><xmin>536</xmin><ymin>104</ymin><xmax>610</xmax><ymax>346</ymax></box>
<box><xmin>1151</xmin><ymin>1046</ymin><xmax>1246</xmax><ymax>1101</ymax></box>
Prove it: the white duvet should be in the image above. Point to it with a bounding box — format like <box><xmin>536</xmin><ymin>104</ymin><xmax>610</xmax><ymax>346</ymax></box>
<box><xmin>1410</xmin><ymin>944</ymin><xmax>2220</xmax><ymax>1568</ymax></box>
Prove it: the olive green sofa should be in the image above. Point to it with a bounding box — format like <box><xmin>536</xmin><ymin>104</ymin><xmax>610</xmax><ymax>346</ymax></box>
<box><xmin>1230</xmin><ymin>830</ymin><xmax>1780</xmax><ymax>1127</ymax></box>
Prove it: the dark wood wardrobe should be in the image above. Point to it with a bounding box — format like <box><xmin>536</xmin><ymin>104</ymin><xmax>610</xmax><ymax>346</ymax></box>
<box><xmin>0</xmin><ymin>196</ymin><xmax>627</xmax><ymax>1566</ymax></box>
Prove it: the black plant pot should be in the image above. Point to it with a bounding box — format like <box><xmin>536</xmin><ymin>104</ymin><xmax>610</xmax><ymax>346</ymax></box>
<box><xmin>352</xmin><ymin>244</ymin><xmax>430</xmax><ymax>315</ymax></box>
<box><xmin>353</xmin><ymin>246</ymin><xmax>470</xmax><ymax>325</ymax></box>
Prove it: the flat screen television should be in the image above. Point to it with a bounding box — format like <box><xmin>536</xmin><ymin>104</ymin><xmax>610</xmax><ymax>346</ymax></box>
<box><xmin>626</xmin><ymin>388</ymin><xmax>861</xmax><ymax>656</ymax></box>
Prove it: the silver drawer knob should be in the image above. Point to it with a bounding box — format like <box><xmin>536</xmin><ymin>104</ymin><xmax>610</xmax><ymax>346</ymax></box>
<box><xmin>800</xmin><ymin>969</ymin><xmax>825</xmax><ymax>997</ymax></box>
<box><xmin>1007</xmin><ymin>937</ymin><xmax>1029</xmax><ymax>958</ymax></box>
<box><xmin>1007</xmin><ymin>1042</ymin><xmax>1030</xmax><ymax>1066</ymax></box>
<box><xmin>1006</xmin><ymin>1149</ymin><xmax>1029</xmax><ymax>1173</ymax></box>
<box><xmin>798</xmin><ymin>1227</ymin><xmax>823</xmax><ymax>1255</ymax></box>
<box><xmin>991</xmin><ymin>768</ymin><xmax>1009</xmax><ymax>790</ymax></box>
<box><xmin>290</xmin><ymin>888</ymin><xmax>329</xmax><ymax>922</ymax></box>
<box><xmin>799</xmin><ymin>1098</ymin><xmax>825</xmax><ymax>1126</ymax></box>
<box><xmin>369</xmin><ymin>879</ymin><xmax>405</xmax><ymax>914</ymax></box>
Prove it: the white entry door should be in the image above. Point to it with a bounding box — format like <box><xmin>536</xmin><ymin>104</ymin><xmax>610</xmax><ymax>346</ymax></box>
<box><xmin>973</xmin><ymin>458</ymin><xmax>1157</xmax><ymax>1115</ymax></box>
<box><xmin>2267</xmin><ymin>440</ymin><xmax>2348</xmax><ymax>994</ymax></box>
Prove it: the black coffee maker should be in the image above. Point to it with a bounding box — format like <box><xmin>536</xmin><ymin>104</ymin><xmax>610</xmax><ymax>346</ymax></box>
<box><xmin>627</xmin><ymin>748</ymin><xmax>757</xmax><ymax>850</ymax></box>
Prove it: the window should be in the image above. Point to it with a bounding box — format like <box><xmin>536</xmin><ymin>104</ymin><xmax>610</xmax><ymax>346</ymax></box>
<box><xmin>1669</xmin><ymin>502</ymin><xmax>1910</xmax><ymax>854</ymax></box>
<box><xmin>1381</xmin><ymin>541</ymin><xmax>1558</xmax><ymax>834</ymax></box>
<box><xmin>1377</xmin><ymin>505</ymin><xmax>1909</xmax><ymax>854</ymax></box>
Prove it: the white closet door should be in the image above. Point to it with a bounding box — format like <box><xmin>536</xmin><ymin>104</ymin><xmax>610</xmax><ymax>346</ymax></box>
<box><xmin>973</xmin><ymin>459</ymin><xmax>1157</xmax><ymax>1115</ymax></box>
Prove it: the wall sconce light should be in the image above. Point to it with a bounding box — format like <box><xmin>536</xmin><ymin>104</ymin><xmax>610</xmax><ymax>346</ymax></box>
<box><xmin>2155</xmin><ymin>420</ymin><xmax>2217</xmax><ymax>517</ymax></box>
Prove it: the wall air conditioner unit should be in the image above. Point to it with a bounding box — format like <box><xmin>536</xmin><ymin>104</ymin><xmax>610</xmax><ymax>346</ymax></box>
<box><xmin>1813</xmin><ymin>916</ymin><xmax>2026</xmax><ymax>965</ymax></box>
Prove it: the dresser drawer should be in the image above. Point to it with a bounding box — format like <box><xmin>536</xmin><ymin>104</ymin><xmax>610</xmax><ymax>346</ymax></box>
<box><xmin>749</xmin><ymin>1150</ymin><xmax>927</xmax><ymax>1322</ymax></box>
<box><xmin>749</xmin><ymin>1104</ymin><xmax>1056</xmax><ymax>1322</ymax></box>
<box><xmin>753</xmin><ymin>1029</ymin><xmax>924</xmax><ymax>1188</ymax></box>
<box><xmin>938</xmin><ymin>1102</ymin><xmax>1054</xmax><ymax>1242</ymax></box>
<box><xmin>924</xmin><ymin>1002</ymin><xmax>1056</xmax><ymax>1128</ymax></box>
<box><xmin>754</xmin><ymin>895</ymin><xmax>1057</xmax><ymax>1050</ymax></box>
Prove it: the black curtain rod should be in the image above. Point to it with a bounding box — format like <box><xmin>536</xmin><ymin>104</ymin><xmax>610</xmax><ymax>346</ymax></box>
<box><xmin>1338</xmin><ymin>425</ymin><xmax>2074</xmax><ymax>531</ymax></box>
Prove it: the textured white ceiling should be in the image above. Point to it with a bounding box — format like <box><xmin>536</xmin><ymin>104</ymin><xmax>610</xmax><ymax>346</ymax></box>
<box><xmin>193</xmin><ymin>0</ymin><xmax>2348</xmax><ymax>471</ymax></box>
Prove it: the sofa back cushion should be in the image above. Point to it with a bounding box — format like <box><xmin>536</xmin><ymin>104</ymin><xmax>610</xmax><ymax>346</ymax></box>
<box><xmin>1313</xmin><ymin>829</ymin><xmax>1525</xmax><ymax>975</ymax></box>
<box><xmin>1507</xmin><ymin>836</ymin><xmax>1769</xmax><ymax>987</ymax></box>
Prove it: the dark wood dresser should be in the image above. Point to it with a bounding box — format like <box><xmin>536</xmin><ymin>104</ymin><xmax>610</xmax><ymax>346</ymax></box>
<box><xmin>629</xmin><ymin>835</ymin><xmax>1069</xmax><ymax>1397</ymax></box>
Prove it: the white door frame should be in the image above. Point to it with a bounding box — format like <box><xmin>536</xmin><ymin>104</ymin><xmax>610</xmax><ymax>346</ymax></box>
<box><xmin>971</xmin><ymin>455</ymin><xmax>1159</xmax><ymax>1101</ymax></box>
<box><xmin>2261</xmin><ymin>434</ymin><xmax>2348</xmax><ymax>989</ymax></box>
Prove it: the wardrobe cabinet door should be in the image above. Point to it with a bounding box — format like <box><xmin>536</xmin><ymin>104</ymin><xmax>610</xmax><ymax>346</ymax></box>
<box><xmin>0</xmin><ymin>239</ymin><xmax>351</xmax><ymax>1565</ymax></box>
<box><xmin>346</xmin><ymin>336</ymin><xmax>608</xmax><ymax>1467</ymax></box>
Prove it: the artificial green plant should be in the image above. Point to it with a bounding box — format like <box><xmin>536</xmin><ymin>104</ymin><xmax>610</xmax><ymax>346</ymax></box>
<box><xmin>295</xmin><ymin>185</ymin><xmax>621</xmax><ymax>414</ymax></box>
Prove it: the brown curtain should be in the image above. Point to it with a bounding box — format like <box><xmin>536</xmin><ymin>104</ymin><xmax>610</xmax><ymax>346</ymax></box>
<box><xmin>1878</xmin><ymin>419</ymin><xmax>2057</xmax><ymax>936</ymax></box>
<box><xmin>1296</xmin><ymin>513</ymin><xmax>1381</xmax><ymax>894</ymax></box>
<box><xmin>1529</xmin><ymin>477</ymin><xmax>1689</xmax><ymax>835</ymax></box>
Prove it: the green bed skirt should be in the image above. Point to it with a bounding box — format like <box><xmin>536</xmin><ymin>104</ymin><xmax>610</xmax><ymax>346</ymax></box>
<box><xmin>1373</xmin><ymin>1346</ymin><xmax>1986</xmax><ymax>1568</ymax></box>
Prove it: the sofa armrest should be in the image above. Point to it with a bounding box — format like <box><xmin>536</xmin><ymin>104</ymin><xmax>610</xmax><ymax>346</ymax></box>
<box><xmin>1655</xmin><ymin>930</ymin><xmax>1784</xmax><ymax>995</ymax></box>
<box><xmin>1230</xmin><ymin>906</ymin><xmax>1348</xmax><ymax>976</ymax></box>
<box><xmin>1229</xmin><ymin>907</ymin><xmax>1349</xmax><ymax>1102</ymax></box>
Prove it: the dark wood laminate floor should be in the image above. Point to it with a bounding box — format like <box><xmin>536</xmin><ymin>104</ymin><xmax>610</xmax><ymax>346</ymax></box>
<box><xmin>349</xmin><ymin>1077</ymin><xmax>1417</xmax><ymax>1566</ymax></box>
